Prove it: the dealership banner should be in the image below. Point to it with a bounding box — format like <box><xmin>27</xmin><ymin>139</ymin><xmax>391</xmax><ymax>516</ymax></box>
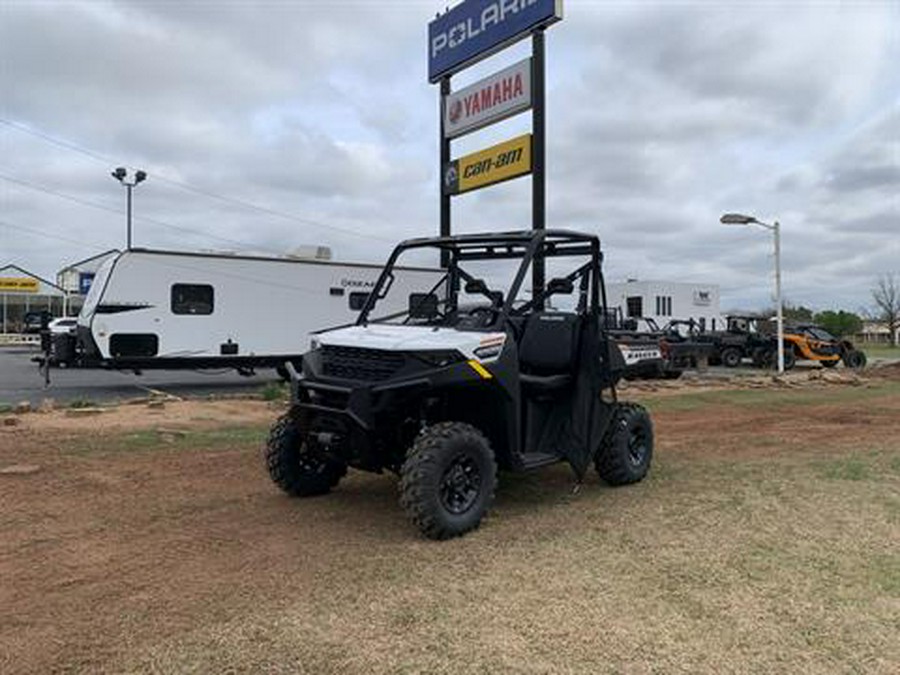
<box><xmin>443</xmin><ymin>133</ymin><xmax>532</xmax><ymax>195</ymax></box>
<box><xmin>444</xmin><ymin>58</ymin><xmax>532</xmax><ymax>139</ymax></box>
<box><xmin>0</xmin><ymin>277</ymin><xmax>39</xmax><ymax>293</ymax></box>
<box><xmin>428</xmin><ymin>0</ymin><xmax>563</xmax><ymax>82</ymax></box>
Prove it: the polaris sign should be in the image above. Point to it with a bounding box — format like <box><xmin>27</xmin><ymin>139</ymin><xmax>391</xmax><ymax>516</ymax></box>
<box><xmin>428</xmin><ymin>0</ymin><xmax>562</xmax><ymax>83</ymax></box>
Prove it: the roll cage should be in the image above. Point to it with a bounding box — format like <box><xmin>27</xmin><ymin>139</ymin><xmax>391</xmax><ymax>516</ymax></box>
<box><xmin>356</xmin><ymin>230</ymin><xmax>608</xmax><ymax>327</ymax></box>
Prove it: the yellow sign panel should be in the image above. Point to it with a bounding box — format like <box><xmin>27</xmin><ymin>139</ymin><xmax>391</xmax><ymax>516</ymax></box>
<box><xmin>443</xmin><ymin>133</ymin><xmax>532</xmax><ymax>195</ymax></box>
<box><xmin>0</xmin><ymin>277</ymin><xmax>39</xmax><ymax>293</ymax></box>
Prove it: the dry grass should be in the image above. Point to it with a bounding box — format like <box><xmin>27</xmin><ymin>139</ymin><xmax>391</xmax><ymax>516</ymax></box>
<box><xmin>2</xmin><ymin>382</ymin><xmax>899</xmax><ymax>674</ymax></box>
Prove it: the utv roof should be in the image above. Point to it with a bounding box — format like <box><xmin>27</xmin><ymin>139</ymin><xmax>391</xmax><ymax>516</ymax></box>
<box><xmin>394</xmin><ymin>230</ymin><xmax>602</xmax><ymax>261</ymax></box>
<box><xmin>398</xmin><ymin>229</ymin><xmax>600</xmax><ymax>248</ymax></box>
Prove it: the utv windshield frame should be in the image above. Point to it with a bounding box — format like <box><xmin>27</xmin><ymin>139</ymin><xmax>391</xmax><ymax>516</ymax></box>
<box><xmin>355</xmin><ymin>230</ymin><xmax>607</xmax><ymax>327</ymax></box>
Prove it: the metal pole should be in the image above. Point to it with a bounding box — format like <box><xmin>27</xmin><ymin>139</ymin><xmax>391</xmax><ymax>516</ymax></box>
<box><xmin>774</xmin><ymin>221</ymin><xmax>784</xmax><ymax>374</ymax></box>
<box><xmin>439</xmin><ymin>76</ymin><xmax>451</xmax><ymax>269</ymax></box>
<box><xmin>126</xmin><ymin>183</ymin><xmax>133</xmax><ymax>250</ymax></box>
<box><xmin>532</xmin><ymin>29</ymin><xmax>546</xmax><ymax>305</ymax></box>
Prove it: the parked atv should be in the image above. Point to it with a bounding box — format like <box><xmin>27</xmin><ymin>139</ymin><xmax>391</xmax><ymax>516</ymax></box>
<box><xmin>769</xmin><ymin>324</ymin><xmax>867</xmax><ymax>370</ymax></box>
<box><xmin>265</xmin><ymin>230</ymin><xmax>654</xmax><ymax>539</ymax></box>
<box><xmin>705</xmin><ymin>315</ymin><xmax>776</xmax><ymax>368</ymax></box>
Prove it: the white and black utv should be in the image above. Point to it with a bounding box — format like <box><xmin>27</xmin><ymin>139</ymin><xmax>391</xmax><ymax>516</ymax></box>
<box><xmin>265</xmin><ymin>230</ymin><xmax>654</xmax><ymax>539</ymax></box>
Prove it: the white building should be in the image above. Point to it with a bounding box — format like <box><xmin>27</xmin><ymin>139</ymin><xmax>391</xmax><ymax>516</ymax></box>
<box><xmin>606</xmin><ymin>279</ymin><xmax>723</xmax><ymax>332</ymax></box>
<box><xmin>56</xmin><ymin>249</ymin><xmax>120</xmax><ymax>296</ymax></box>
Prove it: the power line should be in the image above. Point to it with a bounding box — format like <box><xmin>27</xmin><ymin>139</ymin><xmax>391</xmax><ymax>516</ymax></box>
<box><xmin>0</xmin><ymin>117</ymin><xmax>396</xmax><ymax>244</ymax></box>
<box><xmin>0</xmin><ymin>217</ymin><xmax>109</xmax><ymax>252</ymax></box>
<box><xmin>0</xmin><ymin>171</ymin><xmax>295</xmax><ymax>254</ymax></box>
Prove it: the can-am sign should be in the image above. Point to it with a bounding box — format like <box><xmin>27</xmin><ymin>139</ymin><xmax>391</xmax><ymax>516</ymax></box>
<box><xmin>443</xmin><ymin>133</ymin><xmax>532</xmax><ymax>195</ymax></box>
<box><xmin>444</xmin><ymin>58</ymin><xmax>532</xmax><ymax>139</ymax></box>
<box><xmin>428</xmin><ymin>0</ymin><xmax>562</xmax><ymax>82</ymax></box>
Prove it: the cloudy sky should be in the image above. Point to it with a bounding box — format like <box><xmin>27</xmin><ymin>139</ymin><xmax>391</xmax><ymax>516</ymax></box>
<box><xmin>1</xmin><ymin>0</ymin><xmax>897</xmax><ymax>313</ymax></box>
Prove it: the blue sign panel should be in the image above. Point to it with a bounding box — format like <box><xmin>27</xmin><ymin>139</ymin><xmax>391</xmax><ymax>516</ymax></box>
<box><xmin>78</xmin><ymin>272</ymin><xmax>95</xmax><ymax>295</ymax></box>
<box><xmin>428</xmin><ymin>0</ymin><xmax>562</xmax><ymax>83</ymax></box>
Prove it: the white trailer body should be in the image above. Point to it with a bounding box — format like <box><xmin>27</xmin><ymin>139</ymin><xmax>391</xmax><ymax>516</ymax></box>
<box><xmin>69</xmin><ymin>249</ymin><xmax>440</xmax><ymax>371</ymax></box>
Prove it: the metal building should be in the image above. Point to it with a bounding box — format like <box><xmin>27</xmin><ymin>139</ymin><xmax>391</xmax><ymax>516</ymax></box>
<box><xmin>606</xmin><ymin>279</ymin><xmax>723</xmax><ymax>332</ymax></box>
<box><xmin>0</xmin><ymin>264</ymin><xmax>67</xmax><ymax>334</ymax></box>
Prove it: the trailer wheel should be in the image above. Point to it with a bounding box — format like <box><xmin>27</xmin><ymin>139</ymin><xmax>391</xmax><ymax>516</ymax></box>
<box><xmin>843</xmin><ymin>350</ymin><xmax>866</xmax><ymax>370</ymax></box>
<box><xmin>721</xmin><ymin>347</ymin><xmax>742</xmax><ymax>368</ymax></box>
<box><xmin>264</xmin><ymin>413</ymin><xmax>346</xmax><ymax>497</ymax></box>
<box><xmin>595</xmin><ymin>403</ymin><xmax>653</xmax><ymax>486</ymax></box>
<box><xmin>399</xmin><ymin>422</ymin><xmax>497</xmax><ymax>540</ymax></box>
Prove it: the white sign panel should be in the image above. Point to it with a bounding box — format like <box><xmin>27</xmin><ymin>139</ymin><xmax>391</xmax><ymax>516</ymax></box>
<box><xmin>693</xmin><ymin>289</ymin><xmax>713</xmax><ymax>306</ymax></box>
<box><xmin>443</xmin><ymin>58</ymin><xmax>532</xmax><ymax>139</ymax></box>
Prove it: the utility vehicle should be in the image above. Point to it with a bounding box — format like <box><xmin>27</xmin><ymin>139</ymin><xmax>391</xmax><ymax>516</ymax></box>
<box><xmin>704</xmin><ymin>315</ymin><xmax>776</xmax><ymax>368</ymax></box>
<box><xmin>776</xmin><ymin>324</ymin><xmax>867</xmax><ymax>370</ymax></box>
<box><xmin>265</xmin><ymin>230</ymin><xmax>654</xmax><ymax>539</ymax></box>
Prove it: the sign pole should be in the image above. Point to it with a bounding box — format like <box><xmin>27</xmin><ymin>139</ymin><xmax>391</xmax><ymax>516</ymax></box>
<box><xmin>440</xmin><ymin>76</ymin><xmax>452</xmax><ymax>269</ymax></box>
<box><xmin>532</xmin><ymin>29</ymin><xmax>546</xmax><ymax>305</ymax></box>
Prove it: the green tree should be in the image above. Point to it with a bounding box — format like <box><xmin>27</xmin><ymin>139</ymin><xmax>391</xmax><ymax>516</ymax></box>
<box><xmin>813</xmin><ymin>310</ymin><xmax>863</xmax><ymax>338</ymax></box>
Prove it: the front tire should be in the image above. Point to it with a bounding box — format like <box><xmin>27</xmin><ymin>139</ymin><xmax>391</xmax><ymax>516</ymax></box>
<box><xmin>595</xmin><ymin>403</ymin><xmax>653</xmax><ymax>485</ymax></box>
<box><xmin>264</xmin><ymin>413</ymin><xmax>346</xmax><ymax>497</ymax></box>
<box><xmin>399</xmin><ymin>422</ymin><xmax>497</xmax><ymax>540</ymax></box>
<box><xmin>721</xmin><ymin>347</ymin><xmax>742</xmax><ymax>368</ymax></box>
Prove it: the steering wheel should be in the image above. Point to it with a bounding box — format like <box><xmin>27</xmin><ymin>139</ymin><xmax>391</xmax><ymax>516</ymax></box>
<box><xmin>465</xmin><ymin>306</ymin><xmax>499</xmax><ymax>328</ymax></box>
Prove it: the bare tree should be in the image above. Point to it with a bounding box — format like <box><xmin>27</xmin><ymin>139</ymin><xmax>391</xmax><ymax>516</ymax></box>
<box><xmin>872</xmin><ymin>274</ymin><xmax>900</xmax><ymax>347</ymax></box>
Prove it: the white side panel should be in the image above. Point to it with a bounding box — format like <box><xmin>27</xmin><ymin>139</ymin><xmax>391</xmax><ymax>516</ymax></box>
<box><xmin>85</xmin><ymin>252</ymin><xmax>440</xmax><ymax>361</ymax></box>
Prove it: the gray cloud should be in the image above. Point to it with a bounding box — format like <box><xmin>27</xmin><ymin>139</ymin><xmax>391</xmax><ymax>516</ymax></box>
<box><xmin>1</xmin><ymin>0</ymin><xmax>898</xmax><ymax>316</ymax></box>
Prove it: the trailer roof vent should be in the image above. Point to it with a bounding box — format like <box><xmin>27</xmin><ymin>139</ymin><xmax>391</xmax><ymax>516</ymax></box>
<box><xmin>286</xmin><ymin>245</ymin><xmax>332</xmax><ymax>261</ymax></box>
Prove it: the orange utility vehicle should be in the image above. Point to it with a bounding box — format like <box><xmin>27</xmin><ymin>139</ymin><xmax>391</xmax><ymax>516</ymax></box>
<box><xmin>777</xmin><ymin>324</ymin><xmax>866</xmax><ymax>370</ymax></box>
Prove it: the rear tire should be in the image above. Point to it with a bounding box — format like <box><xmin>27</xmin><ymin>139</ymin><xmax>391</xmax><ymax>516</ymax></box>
<box><xmin>264</xmin><ymin>413</ymin><xmax>346</xmax><ymax>497</ymax></box>
<box><xmin>721</xmin><ymin>347</ymin><xmax>742</xmax><ymax>368</ymax></box>
<box><xmin>843</xmin><ymin>350</ymin><xmax>866</xmax><ymax>369</ymax></box>
<box><xmin>595</xmin><ymin>403</ymin><xmax>653</xmax><ymax>486</ymax></box>
<box><xmin>399</xmin><ymin>422</ymin><xmax>497</xmax><ymax>540</ymax></box>
<box><xmin>751</xmin><ymin>347</ymin><xmax>771</xmax><ymax>368</ymax></box>
<box><xmin>782</xmin><ymin>348</ymin><xmax>796</xmax><ymax>370</ymax></box>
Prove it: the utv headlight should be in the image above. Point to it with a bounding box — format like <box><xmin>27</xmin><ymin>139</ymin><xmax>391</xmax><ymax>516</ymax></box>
<box><xmin>310</xmin><ymin>337</ymin><xmax>321</xmax><ymax>350</ymax></box>
<box><xmin>413</xmin><ymin>350</ymin><xmax>464</xmax><ymax>368</ymax></box>
<box><xmin>473</xmin><ymin>343</ymin><xmax>504</xmax><ymax>359</ymax></box>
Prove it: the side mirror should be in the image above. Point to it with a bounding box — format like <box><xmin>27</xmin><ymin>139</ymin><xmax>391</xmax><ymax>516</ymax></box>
<box><xmin>409</xmin><ymin>293</ymin><xmax>438</xmax><ymax>319</ymax></box>
<box><xmin>547</xmin><ymin>278</ymin><xmax>574</xmax><ymax>294</ymax></box>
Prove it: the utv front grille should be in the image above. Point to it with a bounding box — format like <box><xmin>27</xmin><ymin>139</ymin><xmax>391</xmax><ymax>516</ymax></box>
<box><xmin>321</xmin><ymin>345</ymin><xmax>405</xmax><ymax>382</ymax></box>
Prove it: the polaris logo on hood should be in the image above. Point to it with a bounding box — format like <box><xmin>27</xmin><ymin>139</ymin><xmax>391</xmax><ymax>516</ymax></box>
<box><xmin>428</xmin><ymin>0</ymin><xmax>562</xmax><ymax>83</ymax></box>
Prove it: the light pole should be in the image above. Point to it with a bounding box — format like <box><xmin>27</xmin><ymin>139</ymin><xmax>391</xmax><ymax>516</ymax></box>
<box><xmin>111</xmin><ymin>167</ymin><xmax>147</xmax><ymax>249</ymax></box>
<box><xmin>721</xmin><ymin>213</ymin><xmax>784</xmax><ymax>375</ymax></box>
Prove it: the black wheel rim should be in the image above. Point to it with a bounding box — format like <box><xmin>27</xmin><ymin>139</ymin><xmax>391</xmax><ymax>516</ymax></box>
<box><xmin>440</xmin><ymin>454</ymin><xmax>481</xmax><ymax>515</ymax></box>
<box><xmin>628</xmin><ymin>424</ymin><xmax>648</xmax><ymax>467</ymax></box>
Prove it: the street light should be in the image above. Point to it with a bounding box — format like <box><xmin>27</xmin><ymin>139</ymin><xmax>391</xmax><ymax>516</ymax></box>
<box><xmin>721</xmin><ymin>213</ymin><xmax>784</xmax><ymax>375</ymax></box>
<box><xmin>111</xmin><ymin>167</ymin><xmax>147</xmax><ymax>249</ymax></box>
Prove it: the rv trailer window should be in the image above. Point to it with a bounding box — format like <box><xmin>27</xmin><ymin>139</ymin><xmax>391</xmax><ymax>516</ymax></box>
<box><xmin>171</xmin><ymin>284</ymin><xmax>214</xmax><ymax>315</ymax></box>
<box><xmin>349</xmin><ymin>291</ymin><xmax>370</xmax><ymax>311</ymax></box>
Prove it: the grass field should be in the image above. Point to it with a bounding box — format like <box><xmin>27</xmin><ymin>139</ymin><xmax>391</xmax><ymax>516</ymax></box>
<box><xmin>863</xmin><ymin>344</ymin><xmax>900</xmax><ymax>360</ymax></box>
<box><xmin>1</xmin><ymin>380</ymin><xmax>899</xmax><ymax>673</ymax></box>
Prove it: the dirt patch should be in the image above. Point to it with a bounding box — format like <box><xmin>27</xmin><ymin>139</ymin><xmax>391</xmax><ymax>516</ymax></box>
<box><xmin>1</xmin><ymin>383</ymin><xmax>898</xmax><ymax>674</ymax></box>
<box><xmin>0</xmin><ymin>398</ymin><xmax>279</xmax><ymax>434</ymax></box>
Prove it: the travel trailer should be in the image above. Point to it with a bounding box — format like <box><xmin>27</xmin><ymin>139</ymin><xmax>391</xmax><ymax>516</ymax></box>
<box><xmin>46</xmin><ymin>248</ymin><xmax>440</xmax><ymax>375</ymax></box>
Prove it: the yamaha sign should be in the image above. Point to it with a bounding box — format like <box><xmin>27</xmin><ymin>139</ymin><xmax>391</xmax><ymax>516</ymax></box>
<box><xmin>444</xmin><ymin>58</ymin><xmax>532</xmax><ymax>139</ymax></box>
<box><xmin>428</xmin><ymin>0</ymin><xmax>563</xmax><ymax>83</ymax></box>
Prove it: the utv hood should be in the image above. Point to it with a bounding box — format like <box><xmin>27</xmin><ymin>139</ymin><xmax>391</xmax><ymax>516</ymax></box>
<box><xmin>315</xmin><ymin>325</ymin><xmax>505</xmax><ymax>361</ymax></box>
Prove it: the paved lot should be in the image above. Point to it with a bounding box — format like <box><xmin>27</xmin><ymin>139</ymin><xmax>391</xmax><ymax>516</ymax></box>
<box><xmin>0</xmin><ymin>346</ymin><xmax>276</xmax><ymax>405</ymax></box>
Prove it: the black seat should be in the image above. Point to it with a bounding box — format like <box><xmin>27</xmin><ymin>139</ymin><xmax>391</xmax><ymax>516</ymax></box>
<box><xmin>518</xmin><ymin>312</ymin><xmax>580</xmax><ymax>393</ymax></box>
